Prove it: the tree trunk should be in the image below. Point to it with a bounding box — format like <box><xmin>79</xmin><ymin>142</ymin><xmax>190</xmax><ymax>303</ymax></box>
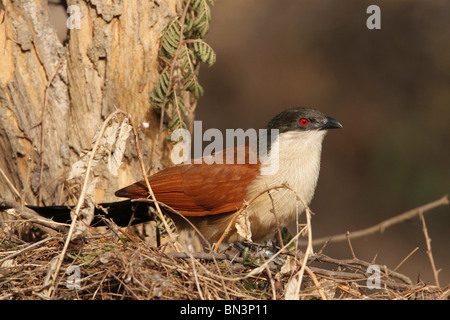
<box><xmin>0</xmin><ymin>0</ymin><xmax>196</xmax><ymax>207</ymax></box>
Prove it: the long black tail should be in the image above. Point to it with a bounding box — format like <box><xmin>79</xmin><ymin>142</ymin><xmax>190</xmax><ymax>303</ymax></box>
<box><xmin>26</xmin><ymin>200</ymin><xmax>154</xmax><ymax>227</ymax></box>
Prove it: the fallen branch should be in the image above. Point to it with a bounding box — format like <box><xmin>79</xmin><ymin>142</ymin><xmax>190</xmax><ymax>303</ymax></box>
<box><xmin>312</xmin><ymin>253</ymin><xmax>413</xmax><ymax>285</ymax></box>
<box><xmin>0</xmin><ymin>198</ymin><xmax>67</xmax><ymax>234</ymax></box>
<box><xmin>0</xmin><ymin>237</ymin><xmax>56</xmax><ymax>265</ymax></box>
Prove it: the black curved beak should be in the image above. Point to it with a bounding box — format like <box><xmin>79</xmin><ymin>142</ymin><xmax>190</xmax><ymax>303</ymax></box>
<box><xmin>320</xmin><ymin>116</ymin><xmax>343</xmax><ymax>130</ymax></box>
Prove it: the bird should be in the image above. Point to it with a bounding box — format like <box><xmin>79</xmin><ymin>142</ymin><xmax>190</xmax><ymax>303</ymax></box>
<box><xmin>28</xmin><ymin>107</ymin><xmax>342</xmax><ymax>248</ymax></box>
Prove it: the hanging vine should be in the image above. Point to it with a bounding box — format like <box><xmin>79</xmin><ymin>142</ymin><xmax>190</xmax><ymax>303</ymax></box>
<box><xmin>150</xmin><ymin>0</ymin><xmax>216</xmax><ymax>132</ymax></box>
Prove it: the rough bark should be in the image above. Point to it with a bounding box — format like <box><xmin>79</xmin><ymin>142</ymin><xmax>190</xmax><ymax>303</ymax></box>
<box><xmin>0</xmin><ymin>0</ymin><xmax>193</xmax><ymax>206</ymax></box>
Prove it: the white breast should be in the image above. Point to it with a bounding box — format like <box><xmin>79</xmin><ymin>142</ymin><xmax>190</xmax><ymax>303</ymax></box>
<box><xmin>242</xmin><ymin>130</ymin><xmax>327</xmax><ymax>242</ymax></box>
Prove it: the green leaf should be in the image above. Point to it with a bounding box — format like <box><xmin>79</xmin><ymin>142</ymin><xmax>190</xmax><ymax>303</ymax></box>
<box><xmin>192</xmin><ymin>40</ymin><xmax>216</xmax><ymax>66</ymax></box>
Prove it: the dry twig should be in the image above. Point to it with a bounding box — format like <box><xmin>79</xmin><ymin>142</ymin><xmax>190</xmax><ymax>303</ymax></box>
<box><xmin>214</xmin><ymin>184</ymin><xmax>297</xmax><ymax>251</ymax></box>
<box><xmin>419</xmin><ymin>212</ymin><xmax>440</xmax><ymax>287</ymax></box>
<box><xmin>44</xmin><ymin>110</ymin><xmax>130</xmax><ymax>297</ymax></box>
<box><xmin>306</xmin><ymin>195</ymin><xmax>449</xmax><ymax>246</ymax></box>
<box><xmin>0</xmin><ymin>167</ymin><xmax>22</xmax><ymax>201</ymax></box>
<box><xmin>127</xmin><ymin>116</ymin><xmax>181</xmax><ymax>252</ymax></box>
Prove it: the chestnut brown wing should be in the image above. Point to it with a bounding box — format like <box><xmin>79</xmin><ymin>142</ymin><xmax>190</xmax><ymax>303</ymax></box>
<box><xmin>115</xmin><ymin>147</ymin><xmax>260</xmax><ymax>216</ymax></box>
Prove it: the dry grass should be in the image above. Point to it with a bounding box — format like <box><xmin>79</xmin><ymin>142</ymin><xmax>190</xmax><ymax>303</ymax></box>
<box><xmin>0</xmin><ymin>216</ymin><xmax>448</xmax><ymax>300</ymax></box>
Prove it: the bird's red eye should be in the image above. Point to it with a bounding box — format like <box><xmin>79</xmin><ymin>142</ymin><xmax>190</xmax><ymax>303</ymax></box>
<box><xmin>299</xmin><ymin>118</ymin><xmax>309</xmax><ymax>126</ymax></box>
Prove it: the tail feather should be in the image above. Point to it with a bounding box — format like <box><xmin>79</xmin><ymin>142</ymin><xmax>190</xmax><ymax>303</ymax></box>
<box><xmin>26</xmin><ymin>200</ymin><xmax>153</xmax><ymax>227</ymax></box>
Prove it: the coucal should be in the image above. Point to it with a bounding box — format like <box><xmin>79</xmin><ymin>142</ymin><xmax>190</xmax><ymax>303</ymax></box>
<box><xmin>28</xmin><ymin>107</ymin><xmax>342</xmax><ymax>247</ymax></box>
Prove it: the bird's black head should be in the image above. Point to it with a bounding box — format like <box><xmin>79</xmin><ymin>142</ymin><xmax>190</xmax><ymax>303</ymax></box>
<box><xmin>267</xmin><ymin>107</ymin><xmax>343</xmax><ymax>133</ymax></box>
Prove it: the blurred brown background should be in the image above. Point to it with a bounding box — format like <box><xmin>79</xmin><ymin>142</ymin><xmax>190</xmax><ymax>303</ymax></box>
<box><xmin>196</xmin><ymin>0</ymin><xmax>450</xmax><ymax>286</ymax></box>
<box><xmin>49</xmin><ymin>1</ymin><xmax>449</xmax><ymax>286</ymax></box>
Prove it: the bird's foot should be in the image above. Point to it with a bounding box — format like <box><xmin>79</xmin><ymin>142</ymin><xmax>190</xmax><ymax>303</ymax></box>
<box><xmin>233</xmin><ymin>241</ymin><xmax>286</xmax><ymax>266</ymax></box>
